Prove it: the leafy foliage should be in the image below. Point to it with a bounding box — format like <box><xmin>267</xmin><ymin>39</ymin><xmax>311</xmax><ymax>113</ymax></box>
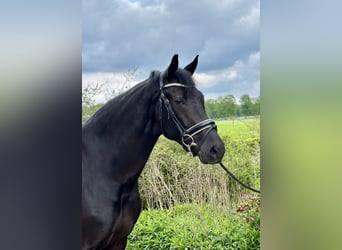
<box><xmin>127</xmin><ymin>203</ymin><xmax>260</xmax><ymax>249</ymax></box>
<box><xmin>82</xmin><ymin>104</ymin><xmax>103</xmax><ymax>122</ymax></box>
<box><xmin>205</xmin><ymin>94</ymin><xmax>260</xmax><ymax>119</ymax></box>
<box><xmin>82</xmin><ymin>82</ymin><xmax>103</xmax><ymax>108</ymax></box>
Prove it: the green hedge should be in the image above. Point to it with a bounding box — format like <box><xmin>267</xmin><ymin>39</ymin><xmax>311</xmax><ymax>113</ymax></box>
<box><xmin>139</xmin><ymin>120</ymin><xmax>260</xmax><ymax>209</ymax></box>
<box><xmin>127</xmin><ymin>203</ymin><xmax>260</xmax><ymax>250</ymax></box>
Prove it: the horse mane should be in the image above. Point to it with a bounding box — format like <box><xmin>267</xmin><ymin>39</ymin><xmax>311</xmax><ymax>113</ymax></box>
<box><xmin>82</xmin><ymin>68</ymin><xmax>196</xmax><ymax>135</ymax></box>
<box><xmin>82</xmin><ymin>72</ymin><xmax>160</xmax><ymax>135</ymax></box>
<box><xmin>173</xmin><ymin>68</ymin><xmax>196</xmax><ymax>88</ymax></box>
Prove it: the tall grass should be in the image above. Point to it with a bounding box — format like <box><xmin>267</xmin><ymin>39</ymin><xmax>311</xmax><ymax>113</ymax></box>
<box><xmin>139</xmin><ymin>118</ymin><xmax>260</xmax><ymax>210</ymax></box>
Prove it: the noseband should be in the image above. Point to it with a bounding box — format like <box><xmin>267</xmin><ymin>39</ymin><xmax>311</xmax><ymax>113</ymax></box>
<box><xmin>158</xmin><ymin>74</ymin><xmax>217</xmax><ymax>155</ymax></box>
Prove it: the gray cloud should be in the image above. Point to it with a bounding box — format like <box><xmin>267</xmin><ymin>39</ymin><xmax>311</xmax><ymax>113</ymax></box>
<box><xmin>82</xmin><ymin>0</ymin><xmax>259</xmax><ymax>98</ymax></box>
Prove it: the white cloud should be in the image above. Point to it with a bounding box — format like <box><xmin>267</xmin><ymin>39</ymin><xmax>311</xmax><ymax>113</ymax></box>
<box><xmin>234</xmin><ymin>1</ymin><xmax>260</xmax><ymax>30</ymax></box>
<box><xmin>82</xmin><ymin>72</ymin><xmax>126</xmax><ymax>88</ymax></box>
<box><xmin>194</xmin><ymin>51</ymin><xmax>260</xmax><ymax>98</ymax></box>
<box><xmin>225</xmin><ymin>70</ymin><xmax>239</xmax><ymax>80</ymax></box>
<box><xmin>194</xmin><ymin>73</ymin><xmax>218</xmax><ymax>88</ymax></box>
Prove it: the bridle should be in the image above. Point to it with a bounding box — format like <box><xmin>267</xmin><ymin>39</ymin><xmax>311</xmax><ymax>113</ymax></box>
<box><xmin>158</xmin><ymin>73</ymin><xmax>260</xmax><ymax>194</ymax></box>
<box><xmin>158</xmin><ymin>74</ymin><xmax>217</xmax><ymax>156</ymax></box>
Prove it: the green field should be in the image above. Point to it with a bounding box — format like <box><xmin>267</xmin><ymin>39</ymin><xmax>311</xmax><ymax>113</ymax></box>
<box><xmin>216</xmin><ymin>117</ymin><xmax>260</xmax><ymax>140</ymax></box>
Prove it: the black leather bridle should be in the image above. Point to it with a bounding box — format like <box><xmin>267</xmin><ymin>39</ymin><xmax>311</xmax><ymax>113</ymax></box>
<box><xmin>158</xmin><ymin>74</ymin><xmax>217</xmax><ymax>156</ymax></box>
<box><xmin>158</xmin><ymin>74</ymin><xmax>260</xmax><ymax>194</ymax></box>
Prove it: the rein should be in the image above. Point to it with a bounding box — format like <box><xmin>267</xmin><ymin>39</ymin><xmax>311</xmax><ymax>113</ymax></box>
<box><xmin>219</xmin><ymin>162</ymin><xmax>260</xmax><ymax>193</ymax></box>
<box><xmin>158</xmin><ymin>74</ymin><xmax>260</xmax><ymax>194</ymax></box>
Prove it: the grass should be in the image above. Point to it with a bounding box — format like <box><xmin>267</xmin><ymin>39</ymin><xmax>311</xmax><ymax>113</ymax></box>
<box><xmin>216</xmin><ymin>117</ymin><xmax>260</xmax><ymax>140</ymax></box>
<box><xmin>216</xmin><ymin>116</ymin><xmax>259</xmax><ymax>125</ymax></box>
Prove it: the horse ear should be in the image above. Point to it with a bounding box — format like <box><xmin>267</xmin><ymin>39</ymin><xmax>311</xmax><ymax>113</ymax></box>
<box><xmin>166</xmin><ymin>54</ymin><xmax>179</xmax><ymax>77</ymax></box>
<box><xmin>184</xmin><ymin>55</ymin><xmax>199</xmax><ymax>75</ymax></box>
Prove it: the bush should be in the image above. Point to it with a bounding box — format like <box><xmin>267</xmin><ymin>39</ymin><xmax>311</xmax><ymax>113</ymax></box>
<box><xmin>127</xmin><ymin>203</ymin><xmax>260</xmax><ymax>249</ymax></box>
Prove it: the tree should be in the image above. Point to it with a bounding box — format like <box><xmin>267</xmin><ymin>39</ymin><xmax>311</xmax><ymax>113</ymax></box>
<box><xmin>215</xmin><ymin>96</ymin><xmax>225</xmax><ymax>117</ymax></box>
<box><xmin>252</xmin><ymin>96</ymin><xmax>260</xmax><ymax>115</ymax></box>
<box><xmin>103</xmin><ymin>67</ymin><xmax>138</xmax><ymax>101</ymax></box>
<box><xmin>82</xmin><ymin>68</ymin><xmax>139</xmax><ymax>123</ymax></box>
<box><xmin>205</xmin><ymin>94</ymin><xmax>260</xmax><ymax>118</ymax></box>
<box><xmin>205</xmin><ymin>99</ymin><xmax>218</xmax><ymax>118</ymax></box>
<box><xmin>239</xmin><ymin>94</ymin><xmax>253</xmax><ymax>116</ymax></box>
<box><xmin>82</xmin><ymin>82</ymin><xmax>103</xmax><ymax>108</ymax></box>
<box><xmin>82</xmin><ymin>67</ymin><xmax>139</xmax><ymax>108</ymax></box>
<box><xmin>223</xmin><ymin>94</ymin><xmax>237</xmax><ymax>117</ymax></box>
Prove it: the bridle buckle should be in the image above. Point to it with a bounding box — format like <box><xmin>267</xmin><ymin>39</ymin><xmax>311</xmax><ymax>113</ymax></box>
<box><xmin>181</xmin><ymin>134</ymin><xmax>198</xmax><ymax>152</ymax></box>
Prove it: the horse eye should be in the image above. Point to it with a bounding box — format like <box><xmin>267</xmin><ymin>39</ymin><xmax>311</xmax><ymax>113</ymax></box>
<box><xmin>175</xmin><ymin>98</ymin><xmax>185</xmax><ymax>105</ymax></box>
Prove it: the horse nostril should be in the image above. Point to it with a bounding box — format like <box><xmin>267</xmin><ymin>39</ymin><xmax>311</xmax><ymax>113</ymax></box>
<box><xmin>210</xmin><ymin>146</ymin><xmax>218</xmax><ymax>155</ymax></box>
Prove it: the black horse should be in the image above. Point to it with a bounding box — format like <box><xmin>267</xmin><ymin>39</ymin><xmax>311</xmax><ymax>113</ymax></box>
<box><xmin>82</xmin><ymin>55</ymin><xmax>225</xmax><ymax>249</ymax></box>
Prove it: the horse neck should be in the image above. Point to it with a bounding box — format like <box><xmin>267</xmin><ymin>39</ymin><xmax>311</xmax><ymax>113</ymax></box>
<box><xmin>83</xmin><ymin>77</ymin><xmax>161</xmax><ymax>181</ymax></box>
<box><xmin>123</xmin><ymin>83</ymin><xmax>159</xmax><ymax>144</ymax></box>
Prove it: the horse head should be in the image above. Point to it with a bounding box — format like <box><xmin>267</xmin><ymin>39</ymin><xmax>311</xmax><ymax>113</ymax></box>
<box><xmin>158</xmin><ymin>54</ymin><xmax>225</xmax><ymax>164</ymax></box>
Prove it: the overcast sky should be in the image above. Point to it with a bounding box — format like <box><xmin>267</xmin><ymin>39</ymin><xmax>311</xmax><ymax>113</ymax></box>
<box><xmin>82</xmin><ymin>0</ymin><xmax>259</xmax><ymax>100</ymax></box>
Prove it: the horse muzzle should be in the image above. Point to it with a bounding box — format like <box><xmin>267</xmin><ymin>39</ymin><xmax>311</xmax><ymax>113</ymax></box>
<box><xmin>181</xmin><ymin>120</ymin><xmax>225</xmax><ymax>164</ymax></box>
<box><xmin>198</xmin><ymin>138</ymin><xmax>225</xmax><ymax>164</ymax></box>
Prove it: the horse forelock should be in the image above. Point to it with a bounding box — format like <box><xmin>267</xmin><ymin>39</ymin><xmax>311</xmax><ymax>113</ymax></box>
<box><xmin>174</xmin><ymin>68</ymin><xmax>196</xmax><ymax>88</ymax></box>
<box><xmin>151</xmin><ymin>68</ymin><xmax>196</xmax><ymax>89</ymax></box>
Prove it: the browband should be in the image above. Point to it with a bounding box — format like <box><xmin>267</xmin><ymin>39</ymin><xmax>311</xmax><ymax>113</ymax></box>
<box><xmin>159</xmin><ymin>72</ymin><xmax>188</xmax><ymax>89</ymax></box>
<box><xmin>162</xmin><ymin>83</ymin><xmax>188</xmax><ymax>89</ymax></box>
